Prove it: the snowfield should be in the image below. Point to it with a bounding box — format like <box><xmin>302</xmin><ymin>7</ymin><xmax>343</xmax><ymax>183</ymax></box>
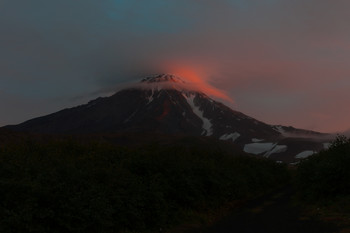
<box><xmin>323</xmin><ymin>143</ymin><xmax>331</xmax><ymax>149</ymax></box>
<box><xmin>219</xmin><ymin>132</ymin><xmax>240</xmax><ymax>142</ymax></box>
<box><xmin>252</xmin><ymin>138</ymin><xmax>264</xmax><ymax>142</ymax></box>
<box><xmin>244</xmin><ymin>142</ymin><xmax>287</xmax><ymax>157</ymax></box>
<box><xmin>264</xmin><ymin>145</ymin><xmax>287</xmax><ymax>157</ymax></box>
<box><xmin>244</xmin><ymin>143</ymin><xmax>276</xmax><ymax>155</ymax></box>
<box><xmin>272</xmin><ymin>125</ymin><xmax>286</xmax><ymax>136</ymax></box>
<box><xmin>184</xmin><ymin>94</ymin><xmax>213</xmax><ymax>136</ymax></box>
<box><xmin>295</xmin><ymin>151</ymin><xmax>315</xmax><ymax>159</ymax></box>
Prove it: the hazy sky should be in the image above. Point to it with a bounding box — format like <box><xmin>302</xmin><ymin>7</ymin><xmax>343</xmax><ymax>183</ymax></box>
<box><xmin>1</xmin><ymin>0</ymin><xmax>350</xmax><ymax>133</ymax></box>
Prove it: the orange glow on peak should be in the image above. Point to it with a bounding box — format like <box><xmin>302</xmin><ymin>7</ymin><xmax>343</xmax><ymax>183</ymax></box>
<box><xmin>167</xmin><ymin>65</ymin><xmax>233</xmax><ymax>102</ymax></box>
<box><xmin>170</xmin><ymin>67</ymin><xmax>203</xmax><ymax>84</ymax></box>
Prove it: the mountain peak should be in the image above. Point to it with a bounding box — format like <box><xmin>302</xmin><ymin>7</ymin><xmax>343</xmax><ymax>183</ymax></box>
<box><xmin>4</xmin><ymin>73</ymin><xmax>329</xmax><ymax>163</ymax></box>
<box><xmin>141</xmin><ymin>74</ymin><xmax>186</xmax><ymax>84</ymax></box>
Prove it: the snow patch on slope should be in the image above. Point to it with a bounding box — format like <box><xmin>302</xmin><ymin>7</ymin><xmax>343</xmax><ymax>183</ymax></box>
<box><xmin>220</xmin><ymin>132</ymin><xmax>240</xmax><ymax>142</ymax></box>
<box><xmin>264</xmin><ymin>145</ymin><xmax>287</xmax><ymax>157</ymax></box>
<box><xmin>295</xmin><ymin>151</ymin><xmax>315</xmax><ymax>159</ymax></box>
<box><xmin>244</xmin><ymin>142</ymin><xmax>288</xmax><ymax>156</ymax></box>
<box><xmin>272</xmin><ymin>125</ymin><xmax>286</xmax><ymax>135</ymax></box>
<box><xmin>184</xmin><ymin>94</ymin><xmax>213</xmax><ymax>136</ymax></box>
<box><xmin>323</xmin><ymin>143</ymin><xmax>331</xmax><ymax>149</ymax></box>
<box><xmin>244</xmin><ymin>143</ymin><xmax>275</xmax><ymax>155</ymax></box>
<box><xmin>147</xmin><ymin>89</ymin><xmax>155</xmax><ymax>104</ymax></box>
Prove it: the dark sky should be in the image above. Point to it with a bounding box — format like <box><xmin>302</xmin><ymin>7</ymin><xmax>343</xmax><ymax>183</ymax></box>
<box><xmin>1</xmin><ymin>0</ymin><xmax>350</xmax><ymax>132</ymax></box>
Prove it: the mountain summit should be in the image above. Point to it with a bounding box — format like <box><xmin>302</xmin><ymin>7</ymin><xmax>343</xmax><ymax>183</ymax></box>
<box><xmin>141</xmin><ymin>74</ymin><xmax>186</xmax><ymax>84</ymax></box>
<box><xmin>4</xmin><ymin>74</ymin><xmax>329</xmax><ymax>163</ymax></box>
<box><xmin>136</xmin><ymin>74</ymin><xmax>200</xmax><ymax>93</ymax></box>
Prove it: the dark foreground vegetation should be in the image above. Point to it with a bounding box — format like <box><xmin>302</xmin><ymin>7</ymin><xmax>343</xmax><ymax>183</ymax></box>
<box><xmin>297</xmin><ymin>135</ymin><xmax>350</xmax><ymax>201</ymax></box>
<box><xmin>295</xmin><ymin>135</ymin><xmax>350</xmax><ymax>231</ymax></box>
<box><xmin>1</xmin><ymin>131</ymin><xmax>349</xmax><ymax>233</ymax></box>
<box><xmin>0</xmin><ymin>135</ymin><xmax>289</xmax><ymax>233</ymax></box>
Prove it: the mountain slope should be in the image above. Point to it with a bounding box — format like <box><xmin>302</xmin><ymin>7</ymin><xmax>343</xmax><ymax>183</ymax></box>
<box><xmin>4</xmin><ymin>74</ymin><xmax>329</xmax><ymax>162</ymax></box>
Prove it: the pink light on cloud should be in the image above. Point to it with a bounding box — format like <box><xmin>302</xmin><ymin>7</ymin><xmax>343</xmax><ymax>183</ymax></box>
<box><xmin>2</xmin><ymin>0</ymin><xmax>350</xmax><ymax>133</ymax></box>
<box><xmin>167</xmin><ymin>64</ymin><xmax>233</xmax><ymax>102</ymax></box>
<box><xmin>125</xmin><ymin>62</ymin><xmax>233</xmax><ymax>103</ymax></box>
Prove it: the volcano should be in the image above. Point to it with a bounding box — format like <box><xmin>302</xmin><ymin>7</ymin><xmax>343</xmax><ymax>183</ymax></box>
<box><xmin>4</xmin><ymin>74</ymin><xmax>330</xmax><ymax>163</ymax></box>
